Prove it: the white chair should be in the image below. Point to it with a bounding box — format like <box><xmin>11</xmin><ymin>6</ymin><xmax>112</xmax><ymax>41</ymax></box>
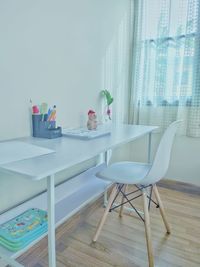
<box><xmin>92</xmin><ymin>120</ymin><xmax>182</xmax><ymax>267</ymax></box>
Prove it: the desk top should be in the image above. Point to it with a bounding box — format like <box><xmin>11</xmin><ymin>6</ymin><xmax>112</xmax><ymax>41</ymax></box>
<box><xmin>0</xmin><ymin>124</ymin><xmax>157</xmax><ymax>180</ymax></box>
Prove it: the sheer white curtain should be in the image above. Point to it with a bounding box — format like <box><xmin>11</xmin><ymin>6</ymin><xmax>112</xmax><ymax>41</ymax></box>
<box><xmin>129</xmin><ymin>0</ymin><xmax>200</xmax><ymax>137</ymax></box>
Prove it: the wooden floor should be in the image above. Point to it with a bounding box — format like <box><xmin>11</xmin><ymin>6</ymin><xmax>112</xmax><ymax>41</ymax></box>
<box><xmin>18</xmin><ymin>182</ymin><xmax>200</xmax><ymax>267</ymax></box>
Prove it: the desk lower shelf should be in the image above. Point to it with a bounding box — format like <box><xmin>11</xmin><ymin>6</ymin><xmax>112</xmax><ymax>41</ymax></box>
<box><xmin>0</xmin><ymin>164</ymin><xmax>110</xmax><ymax>260</ymax></box>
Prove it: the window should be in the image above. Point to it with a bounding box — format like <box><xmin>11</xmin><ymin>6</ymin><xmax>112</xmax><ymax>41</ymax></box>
<box><xmin>131</xmin><ymin>0</ymin><xmax>200</xmax><ymax>137</ymax></box>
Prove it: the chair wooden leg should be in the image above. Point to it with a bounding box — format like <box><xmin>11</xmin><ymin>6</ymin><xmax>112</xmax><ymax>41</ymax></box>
<box><xmin>153</xmin><ymin>184</ymin><xmax>171</xmax><ymax>234</ymax></box>
<box><xmin>142</xmin><ymin>190</ymin><xmax>154</xmax><ymax>267</ymax></box>
<box><xmin>119</xmin><ymin>184</ymin><xmax>127</xmax><ymax>217</ymax></box>
<box><xmin>93</xmin><ymin>185</ymin><xmax>118</xmax><ymax>242</ymax></box>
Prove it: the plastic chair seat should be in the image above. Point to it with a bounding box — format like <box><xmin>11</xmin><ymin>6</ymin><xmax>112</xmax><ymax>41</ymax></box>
<box><xmin>96</xmin><ymin>161</ymin><xmax>152</xmax><ymax>185</ymax></box>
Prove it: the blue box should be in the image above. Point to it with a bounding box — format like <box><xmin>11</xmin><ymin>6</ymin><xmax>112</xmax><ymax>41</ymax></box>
<box><xmin>32</xmin><ymin>114</ymin><xmax>62</xmax><ymax>139</ymax></box>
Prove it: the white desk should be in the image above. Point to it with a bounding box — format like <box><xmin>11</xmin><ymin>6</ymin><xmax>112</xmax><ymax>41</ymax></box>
<box><xmin>0</xmin><ymin>124</ymin><xmax>157</xmax><ymax>267</ymax></box>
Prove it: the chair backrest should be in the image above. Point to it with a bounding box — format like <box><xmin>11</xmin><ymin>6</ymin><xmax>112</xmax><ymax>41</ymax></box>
<box><xmin>142</xmin><ymin>120</ymin><xmax>182</xmax><ymax>185</ymax></box>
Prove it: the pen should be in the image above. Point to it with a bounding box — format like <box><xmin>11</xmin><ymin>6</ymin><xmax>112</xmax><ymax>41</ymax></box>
<box><xmin>47</xmin><ymin>105</ymin><xmax>56</xmax><ymax>121</ymax></box>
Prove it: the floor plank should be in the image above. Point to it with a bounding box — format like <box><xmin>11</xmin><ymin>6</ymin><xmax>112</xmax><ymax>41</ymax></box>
<box><xmin>18</xmin><ymin>183</ymin><xmax>200</xmax><ymax>267</ymax></box>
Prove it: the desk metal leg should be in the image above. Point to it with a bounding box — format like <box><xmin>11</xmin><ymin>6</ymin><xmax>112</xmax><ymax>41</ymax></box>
<box><xmin>103</xmin><ymin>190</ymin><xmax>108</xmax><ymax>207</ymax></box>
<box><xmin>103</xmin><ymin>149</ymin><xmax>112</xmax><ymax>207</ymax></box>
<box><xmin>105</xmin><ymin>149</ymin><xmax>112</xmax><ymax>166</ymax></box>
<box><xmin>97</xmin><ymin>152</ymin><xmax>105</xmax><ymax>165</ymax></box>
<box><xmin>148</xmin><ymin>132</ymin><xmax>152</xmax><ymax>164</ymax></box>
<box><xmin>47</xmin><ymin>174</ymin><xmax>56</xmax><ymax>267</ymax></box>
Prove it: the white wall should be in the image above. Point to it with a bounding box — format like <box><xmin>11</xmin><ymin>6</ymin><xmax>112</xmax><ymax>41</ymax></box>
<box><xmin>0</xmin><ymin>0</ymin><xmax>130</xmax><ymax>140</ymax></box>
<box><xmin>0</xmin><ymin>0</ymin><xmax>131</xmax><ymax>212</ymax></box>
<box><xmin>1</xmin><ymin>0</ymin><xmax>198</xmax><ymax>214</ymax></box>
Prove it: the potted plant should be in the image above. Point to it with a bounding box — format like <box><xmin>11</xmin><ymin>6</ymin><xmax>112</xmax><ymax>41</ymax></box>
<box><xmin>101</xmin><ymin>90</ymin><xmax>114</xmax><ymax>121</ymax></box>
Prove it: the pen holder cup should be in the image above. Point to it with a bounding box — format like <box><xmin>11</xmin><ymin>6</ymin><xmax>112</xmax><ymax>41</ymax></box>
<box><xmin>32</xmin><ymin>114</ymin><xmax>62</xmax><ymax>139</ymax></box>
